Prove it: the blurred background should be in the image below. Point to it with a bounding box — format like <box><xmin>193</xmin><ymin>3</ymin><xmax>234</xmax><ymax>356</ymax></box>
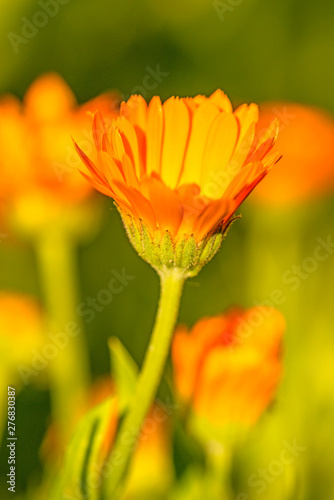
<box><xmin>0</xmin><ymin>0</ymin><xmax>334</xmax><ymax>498</ymax></box>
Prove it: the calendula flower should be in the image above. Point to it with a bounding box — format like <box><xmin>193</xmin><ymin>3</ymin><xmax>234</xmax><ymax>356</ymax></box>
<box><xmin>0</xmin><ymin>73</ymin><xmax>117</xmax><ymax>231</ymax></box>
<box><xmin>75</xmin><ymin>91</ymin><xmax>280</xmax><ymax>275</ymax></box>
<box><xmin>251</xmin><ymin>102</ymin><xmax>334</xmax><ymax>206</ymax></box>
<box><xmin>172</xmin><ymin>307</ymin><xmax>285</xmax><ymax>428</ymax></box>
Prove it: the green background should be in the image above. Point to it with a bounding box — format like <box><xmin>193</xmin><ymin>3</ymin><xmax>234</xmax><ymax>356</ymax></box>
<box><xmin>1</xmin><ymin>0</ymin><xmax>334</xmax><ymax>498</ymax></box>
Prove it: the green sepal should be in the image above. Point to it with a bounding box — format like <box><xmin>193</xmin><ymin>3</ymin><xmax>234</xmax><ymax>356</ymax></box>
<box><xmin>159</xmin><ymin>230</ymin><xmax>174</xmax><ymax>266</ymax></box>
<box><xmin>180</xmin><ymin>236</ymin><xmax>198</xmax><ymax>270</ymax></box>
<box><xmin>120</xmin><ymin>209</ymin><xmax>238</xmax><ymax>278</ymax></box>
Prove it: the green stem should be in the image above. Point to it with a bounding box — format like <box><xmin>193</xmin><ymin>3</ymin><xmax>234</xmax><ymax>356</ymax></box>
<box><xmin>205</xmin><ymin>443</ymin><xmax>233</xmax><ymax>500</ymax></box>
<box><xmin>36</xmin><ymin>228</ymin><xmax>90</xmax><ymax>443</ymax></box>
<box><xmin>105</xmin><ymin>267</ymin><xmax>186</xmax><ymax>499</ymax></box>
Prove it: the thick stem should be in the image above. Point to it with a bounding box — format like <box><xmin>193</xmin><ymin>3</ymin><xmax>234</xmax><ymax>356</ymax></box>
<box><xmin>36</xmin><ymin>228</ymin><xmax>90</xmax><ymax>443</ymax></box>
<box><xmin>105</xmin><ymin>267</ymin><xmax>185</xmax><ymax>499</ymax></box>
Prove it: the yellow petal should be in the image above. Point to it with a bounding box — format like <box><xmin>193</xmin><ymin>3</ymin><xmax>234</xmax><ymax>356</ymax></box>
<box><xmin>201</xmin><ymin>112</ymin><xmax>239</xmax><ymax>198</ymax></box>
<box><xmin>180</xmin><ymin>101</ymin><xmax>220</xmax><ymax>186</ymax></box>
<box><xmin>120</xmin><ymin>95</ymin><xmax>147</xmax><ymax>132</ymax></box>
<box><xmin>209</xmin><ymin>90</ymin><xmax>233</xmax><ymax>112</ymax></box>
<box><xmin>227</xmin><ymin>122</ymin><xmax>256</xmax><ymax>178</ymax></box>
<box><xmin>234</xmin><ymin>103</ymin><xmax>259</xmax><ymax>145</ymax></box>
<box><xmin>160</xmin><ymin>97</ymin><xmax>190</xmax><ymax>188</ymax></box>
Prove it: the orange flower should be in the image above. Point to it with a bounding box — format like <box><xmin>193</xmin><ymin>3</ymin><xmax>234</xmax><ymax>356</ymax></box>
<box><xmin>75</xmin><ymin>91</ymin><xmax>280</xmax><ymax>272</ymax></box>
<box><xmin>172</xmin><ymin>307</ymin><xmax>285</xmax><ymax>427</ymax></box>
<box><xmin>251</xmin><ymin>102</ymin><xmax>334</xmax><ymax>206</ymax></box>
<box><xmin>0</xmin><ymin>73</ymin><xmax>117</xmax><ymax>209</ymax></box>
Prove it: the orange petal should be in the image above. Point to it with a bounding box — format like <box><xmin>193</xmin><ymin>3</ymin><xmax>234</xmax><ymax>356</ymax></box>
<box><xmin>121</xmin><ymin>154</ymin><xmax>139</xmax><ymax>190</ymax></box>
<box><xmin>247</xmin><ymin>136</ymin><xmax>276</xmax><ymax>163</ymax></box>
<box><xmin>160</xmin><ymin>97</ymin><xmax>191</xmax><ymax>188</ymax></box>
<box><xmin>146</xmin><ymin>96</ymin><xmax>164</xmax><ymax>176</ymax></box>
<box><xmin>114</xmin><ymin>117</ymin><xmax>142</xmax><ymax>177</ymax></box>
<box><xmin>146</xmin><ymin>177</ymin><xmax>183</xmax><ymax>235</ymax></box>
<box><xmin>194</xmin><ymin>198</ymin><xmax>230</xmax><ymax>241</ymax></box>
<box><xmin>92</xmin><ymin>112</ymin><xmax>108</xmax><ymax>151</ymax></box>
<box><xmin>79</xmin><ymin>170</ymin><xmax>111</xmax><ymax>197</ymax></box>
<box><xmin>73</xmin><ymin>141</ymin><xmax>105</xmax><ymax>184</ymax></box>
<box><xmin>114</xmin><ymin>182</ymin><xmax>157</xmax><ymax>229</ymax></box>
<box><xmin>223</xmin><ymin>161</ymin><xmax>264</xmax><ymax>200</ymax></box>
<box><xmin>97</xmin><ymin>150</ymin><xmax>125</xmax><ymax>186</ymax></box>
<box><xmin>257</xmin><ymin>118</ymin><xmax>279</xmax><ymax>146</ymax></box>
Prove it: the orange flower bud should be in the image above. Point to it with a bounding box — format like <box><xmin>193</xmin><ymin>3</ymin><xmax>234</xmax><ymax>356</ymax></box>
<box><xmin>172</xmin><ymin>307</ymin><xmax>285</xmax><ymax>427</ymax></box>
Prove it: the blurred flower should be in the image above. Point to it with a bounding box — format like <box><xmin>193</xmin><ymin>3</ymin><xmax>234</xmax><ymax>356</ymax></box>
<box><xmin>0</xmin><ymin>73</ymin><xmax>117</xmax><ymax>228</ymax></box>
<box><xmin>172</xmin><ymin>307</ymin><xmax>285</xmax><ymax>427</ymax></box>
<box><xmin>0</xmin><ymin>292</ymin><xmax>44</xmax><ymax>372</ymax></box>
<box><xmin>251</xmin><ymin>102</ymin><xmax>334</xmax><ymax>206</ymax></box>
<box><xmin>75</xmin><ymin>90</ymin><xmax>279</xmax><ymax>272</ymax></box>
<box><xmin>122</xmin><ymin>405</ymin><xmax>174</xmax><ymax>498</ymax></box>
<box><xmin>41</xmin><ymin>377</ymin><xmax>116</xmax><ymax>463</ymax></box>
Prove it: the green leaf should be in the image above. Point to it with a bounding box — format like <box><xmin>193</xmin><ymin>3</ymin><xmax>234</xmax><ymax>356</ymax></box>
<box><xmin>108</xmin><ymin>337</ymin><xmax>138</xmax><ymax>413</ymax></box>
<box><xmin>52</xmin><ymin>397</ymin><xmax>117</xmax><ymax>500</ymax></box>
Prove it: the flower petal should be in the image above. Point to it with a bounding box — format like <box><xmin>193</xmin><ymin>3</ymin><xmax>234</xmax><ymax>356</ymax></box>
<box><xmin>160</xmin><ymin>97</ymin><xmax>191</xmax><ymax>188</ymax></box>
<box><xmin>201</xmin><ymin>112</ymin><xmax>239</xmax><ymax>198</ymax></box>
<box><xmin>209</xmin><ymin>90</ymin><xmax>233</xmax><ymax>112</ymax></box>
<box><xmin>146</xmin><ymin>96</ymin><xmax>164</xmax><ymax>177</ymax></box>
<box><xmin>146</xmin><ymin>176</ymin><xmax>183</xmax><ymax>235</ymax></box>
<box><xmin>180</xmin><ymin>101</ymin><xmax>220</xmax><ymax>186</ymax></box>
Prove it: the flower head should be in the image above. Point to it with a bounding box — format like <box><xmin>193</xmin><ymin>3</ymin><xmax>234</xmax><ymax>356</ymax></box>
<box><xmin>172</xmin><ymin>307</ymin><xmax>285</xmax><ymax>428</ymax></box>
<box><xmin>251</xmin><ymin>102</ymin><xmax>334</xmax><ymax>206</ymax></box>
<box><xmin>75</xmin><ymin>91</ymin><xmax>279</xmax><ymax>274</ymax></box>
